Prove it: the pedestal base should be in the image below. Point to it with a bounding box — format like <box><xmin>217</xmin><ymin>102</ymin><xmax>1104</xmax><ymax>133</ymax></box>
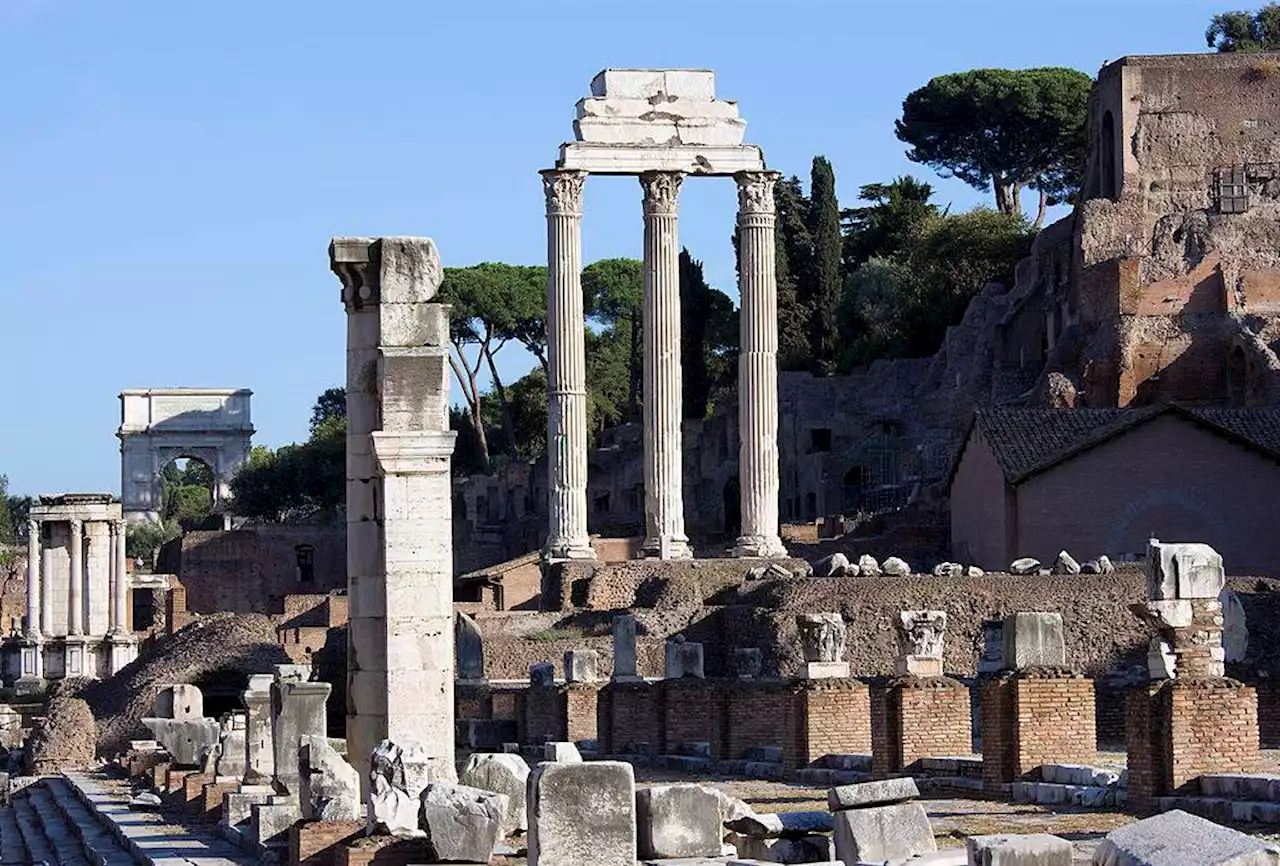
<box><xmin>803</xmin><ymin>661</ymin><xmax>850</xmax><ymax>679</ymax></box>
<box><xmin>63</xmin><ymin>636</ymin><xmax>91</xmax><ymax>679</ymax></box>
<box><xmin>732</xmin><ymin>534</ymin><xmax>789</xmax><ymax>558</ymax></box>
<box><xmin>542</xmin><ymin>538</ymin><xmax>598</xmax><ymax>563</ymax></box>
<box><xmin>108</xmin><ymin>634</ymin><xmax>138</xmax><ymax>675</ymax></box>
<box><xmin>640</xmin><ymin>537</ymin><xmax>694</xmax><ymax>560</ymax></box>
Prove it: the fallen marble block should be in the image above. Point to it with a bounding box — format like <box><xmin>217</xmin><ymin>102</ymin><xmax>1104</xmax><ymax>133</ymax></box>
<box><xmin>459</xmin><ymin>751</ymin><xmax>529</xmax><ymax>835</ymax></box>
<box><xmin>725</xmin><ymin>810</ymin><xmax>833</xmax><ymax>838</ymax></box>
<box><xmin>967</xmin><ymin>833</ymin><xmax>1072</xmax><ymax>865</ymax></box>
<box><xmin>542</xmin><ymin>741</ymin><xmax>582</xmax><ymax>763</ymax></box>
<box><xmin>832</xmin><ymin>801</ymin><xmax>936</xmax><ymax>865</ymax></box>
<box><xmin>419</xmin><ymin>782</ymin><xmax>508</xmax><ymax>864</ymax></box>
<box><xmin>1094</xmin><ymin>809</ymin><xmax>1280</xmax><ymax>865</ymax></box>
<box><xmin>528</xmin><ymin>760</ymin><xmax>636</xmax><ymax>866</ymax></box>
<box><xmin>637</xmin><ymin>783</ymin><xmax>724</xmax><ymax>859</ymax></box>
<box><xmin>141</xmin><ymin>717</ymin><xmax>221</xmax><ymax>766</ymax></box>
<box><xmin>828</xmin><ymin>777</ymin><xmax>920</xmax><ymax>811</ymax></box>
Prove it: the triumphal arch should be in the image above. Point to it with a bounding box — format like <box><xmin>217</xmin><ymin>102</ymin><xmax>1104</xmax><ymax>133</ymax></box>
<box><xmin>117</xmin><ymin>388</ymin><xmax>254</xmax><ymax>524</ymax></box>
<box><xmin>543</xmin><ymin>69</ymin><xmax>786</xmax><ymax>561</ymax></box>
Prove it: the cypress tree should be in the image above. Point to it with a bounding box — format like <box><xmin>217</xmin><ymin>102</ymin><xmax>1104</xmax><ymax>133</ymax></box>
<box><xmin>808</xmin><ymin>156</ymin><xmax>843</xmax><ymax>374</ymax></box>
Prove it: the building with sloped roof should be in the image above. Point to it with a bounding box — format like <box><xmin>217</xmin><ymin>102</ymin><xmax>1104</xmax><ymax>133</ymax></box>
<box><xmin>949</xmin><ymin>406</ymin><xmax>1280</xmax><ymax>573</ymax></box>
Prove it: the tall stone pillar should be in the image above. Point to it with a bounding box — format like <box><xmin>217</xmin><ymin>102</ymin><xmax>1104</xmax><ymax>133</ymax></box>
<box><xmin>25</xmin><ymin>520</ymin><xmax>39</xmax><ymax>637</ymax></box>
<box><xmin>112</xmin><ymin>520</ymin><xmax>128</xmax><ymax>633</ymax></box>
<box><xmin>541</xmin><ymin>169</ymin><xmax>595</xmax><ymax>562</ymax></box>
<box><xmin>39</xmin><ymin>544</ymin><xmax>52</xmax><ymax>638</ymax></box>
<box><xmin>732</xmin><ymin>170</ymin><xmax>787</xmax><ymax>558</ymax></box>
<box><xmin>639</xmin><ymin>171</ymin><xmax>692</xmax><ymax>559</ymax></box>
<box><xmin>331</xmin><ymin>236</ymin><xmax>458</xmax><ymax>797</ymax></box>
<box><xmin>68</xmin><ymin>520</ymin><xmax>83</xmax><ymax>636</ymax></box>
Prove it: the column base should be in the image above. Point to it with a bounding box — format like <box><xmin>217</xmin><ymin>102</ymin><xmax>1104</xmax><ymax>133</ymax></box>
<box><xmin>17</xmin><ymin>638</ymin><xmax>44</xmax><ymax>690</ymax></box>
<box><xmin>731</xmin><ymin>534</ymin><xmax>788</xmax><ymax>558</ymax></box>
<box><xmin>542</xmin><ymin>537</ymin><xmax>597</xmax><ymax>563</ymax></box>
<box><xmin>63</xmin><ymin>636</ymin><xmax>93</xmax><ymax>680</ymax></box>
<box><xmin>641</xmin><ymin>537</ymin><xmax>694</xmax><ymax>560</ymax></box>
<box><xmin>108</xmin><ymin>634</ymin><xmax>138</xmax><ymax>676</ymax></box>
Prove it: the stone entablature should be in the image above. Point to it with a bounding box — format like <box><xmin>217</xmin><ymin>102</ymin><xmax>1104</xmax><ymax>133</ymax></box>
<box><xmin>9</xmin><ymin>493</ymin><xmax>136</xmax><ymax>687</ymax></box>
<box><xmin>118</xmin><ymin>388</ymin><xmax>254</xmax><ymax>524</ymax></box>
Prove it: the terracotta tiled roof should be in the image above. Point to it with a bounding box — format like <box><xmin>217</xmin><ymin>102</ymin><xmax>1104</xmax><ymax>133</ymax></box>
<box><xmin>962</xmin><ymin>405</ymin><xmax>1280</xmax><ymax>484</ymax></box>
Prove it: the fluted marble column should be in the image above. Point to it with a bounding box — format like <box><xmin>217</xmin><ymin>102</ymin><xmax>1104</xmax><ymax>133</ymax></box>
<box><xmin>25</xmin><ymin>520</ymin><xmax>39</xmax><ymax>637</ymax></box>
<box><xmin>640</xmin><ymin>171</ymin><xmax>692</xmax><ymax>559</ymax></box>
<box><xmin>111</xmin><ymin>521</ymin><xmax>128</xmax><ymax>633</ymax></box>
<box><xmin>541</xmin><ymin>169</ymin><xmax>596</xmax><ymax>561</ymax></box>
<box><xmin>68</xmin><ymin>520</ymin><xmax>83</xmax><ymax>635</ymax></box>
<box><xmin>733</xmin><ymin>171</ymin><xmax>788</xmax><ymax>558</ymax></box>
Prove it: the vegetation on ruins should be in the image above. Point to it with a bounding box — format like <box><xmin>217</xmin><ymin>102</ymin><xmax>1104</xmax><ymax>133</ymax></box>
<box><xmin>809</xmin><ymin>157</ymin><xmax>844</xmax><ymax>375</ymax></box>
<box><xmin>582</xmin><ymin>257</ymin><xmax>644</xmax><ymax>420</ymax></box>
<box><xmin>895</xmin><ymin>67</ymin><xmax>1092</xmax><ymax>226</ymax></box>
<box><xmin>0</xmin><ymin>475</ymin><xmax>31</xmax><ymax>547</ymax></box>
<box><xmin>1207</xmin><ymin>4</ymin><xmax>1280</xmax><ymax>51</ymax></box>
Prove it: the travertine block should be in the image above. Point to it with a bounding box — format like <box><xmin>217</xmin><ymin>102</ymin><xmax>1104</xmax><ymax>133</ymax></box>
<box><xmin>574</xmin><ymin>117</ymin><xmax>678</xmax><ymax>145</ymax></box>
<box><xmin>564</xmin><ymin>649</ymin><xmax>599</xmax><ymax>683</ymax></box>
<box><xmin>1003</xmin><ymin>613</ymin><xmax>1066</xmax><ymax>669</ymax></box>
<box><xmin>1148</xmin><ymin>539</ymin><xmax>1225</xmax><ymax>600</ymax></box>
<box><xmin>967</xmin><ymin>833</ymin><xmax>1072</xmax><ymax>865</ymax></box>
<box><xmin>612</xmin><ymin>614</ymin><xmax>638</xmax><ymax>680</ymax></box>
<box><xmin>828</xmin><ymin>777</ymin><xmax>920</xmax><ymax>811</ymax></box>
<box><xmin>576</xmin><ymin>96</ymin><xmax>740</xmax><ymax>120</ymax></box>
<box><xmin>419</xmin><ymin>783</ymin><xmax>507</xmax><ymax>863</ymax></box>
<box><xmin>636</xmin><ymin>783</ymin><xmax>724</xmax><ymax>859</ymax></box>
<box><xmin>832</xmin><ymin>801</ymin><xmax>936</xmax><ymax>865</ymax></box>
<box><xmin>590</xmin><ymin>68</ymin><xmax>715</xmax><ymax>100</ymax></box>
<box><xmin>459</xmin><ymin>752</ymin><xmax>529</xmax><ymax>835</ymax></box>
<box><xmin>528</xmin><ymin>761</ymin><xmax>636</xmax><ymax>866</ymax></box>
<box><xmin>1094</xmin><ymin>809</ymin><xmax>1277</xmax><ymax>865</ymax></box>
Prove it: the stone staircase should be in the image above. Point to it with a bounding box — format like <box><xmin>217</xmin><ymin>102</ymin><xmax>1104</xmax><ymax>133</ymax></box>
<box><xmin>0</xmin><ymin>772</ymin><xmax>253</xmax><ymax>866</ymax></box>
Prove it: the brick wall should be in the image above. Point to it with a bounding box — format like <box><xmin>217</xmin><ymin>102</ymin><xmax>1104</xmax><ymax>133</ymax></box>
<box><xmin>564</xmin><ymin>685</ymin><xmax>598</xmax><ymax>743</ymax></box>
<box><xmin>796</xmin><ymin>680</ymin><xmax>871</xmax><ymax>766</ymax></box>
<box><xmin>179</xmin><ymin>527</ymin><xmax>345</xmax><ymax>615</ymax></box>
<box><xmin>291</xmin><ymin>820</ymin><xmax>363</xmax><ymax>866</ymax></box>
<box><xmin>1257</xmin><ymin>681</ymin><xmax>1280</xmax><ymax>748</ymax></box>
<box><xmin>873</xmin><ymin>678</ymin><xmax>971</xmax><ymax>777</ymax></box>
<box><xmin>1016</xmin><ymin>673</ymin><xmax>1096</xmax><ymax>776</ymax></box>
<box><xmin>602</xmin><ymin>682</ymin><xmax>662</xmax><ymax>755</ymax></box>
<box><xmin>200</xmin><ymin>780</ymin><xmax>240</xmax><ymax>821</ymax></box>
<box><xmin>664</xmin><ymin>680</ymin><xmax>728</xmax><ymax>759</ymax></box>
<box><xmin>725</xmin><ymin>682</ymin><xmax>796</xmax><ymax>763</ymax></box>
<box><xmin>1094</xmin><ymin>679</ymin><xmax>1130</xmax><ymax>748</ymax></box>
<box><xmin>980</xmin><ymin>677</ymin><xmax>1016</xmax><ymax>791</ymax></box>
<box><xmin>1127</xmin><ymin>679</ymin><xmax>1260</xmax><ymax>810</ymax></box>
<box><xmin>524</xmin><ymin>686</ymin><xmax>565</xmax><ymax>743</ymax></box>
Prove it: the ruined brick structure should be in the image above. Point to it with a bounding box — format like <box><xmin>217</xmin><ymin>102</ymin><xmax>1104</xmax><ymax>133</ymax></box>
<box><xmin>175</xmin><ymin>526</ymin><xmax>344</xmax><ymax>615</ymax></box>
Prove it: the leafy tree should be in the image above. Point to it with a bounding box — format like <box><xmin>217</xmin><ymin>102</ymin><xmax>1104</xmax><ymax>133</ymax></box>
<box><xmin>585</xmin><ymin>327</ymin><xmax>632</xmax><ymax>435</ymax></box>
<box><xmin>310</xmin><ymin>387</ymin><xmax>346</xmax><ymax>435</ymax></box>
<box><xmin>841</xmin><ymin>176</ymin><xmax>940</xmax><ymax>270</ymax></box>
<box><xmin>679</xmin><ymin>250</ymin><xmax>738</xmax><ymax>419</ymax></box>
<box><xmin>772</xmin><ymin>176</ymin><xmax>815</xmax><ymax>371</ymax></box>
<box><xmin>125</xmin><ymin>521</ymin><xmax>178</xmax><ymax>567</ymax></box>
<box><xmin>0</xmin><ymin>476</ymin><xmax>13</xmax><ymax>544</ymax></box>
<box><xmin>808</xmin><ymin>157</ymin><xmax>843</xmax><ymax>374</ymax></box>
<box><xmin>582</xmin><ymin>258</ymin><xmax>644</xmax><ymax>419</ymax></box>
<box><xmin>439</xmin><ymin>263</ymin><xmax>548</xmax><ymax>467</ymax></box>
<box><xmin>896</xmin><ymin>67</ymin><xmax>1092</xmax><ymax>226</ymax></box>
<box><xmin>837</xmin><ymin>257</ymin><xmax>915</xmax><ymax>369</ymax></box>
<box><xmin>1207</xmin><ymin>4</ymin><xmax>1280</xmax><ymax>50</ymax></box>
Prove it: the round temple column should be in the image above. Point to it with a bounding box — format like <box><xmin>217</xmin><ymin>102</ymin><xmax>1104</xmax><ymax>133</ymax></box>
<box><xmin>25</xmin><ymin>520</ymin><xmax>39</xmax><ymax>637</ymax></box>
<box><xmin>732</xmin><ymin>171</ymin><xmax>788</xmax><ymax>558</ymax></box>
<box><xmin>639</xmin><ymin>171</ymin><xmax>692</xmax><ymax>559</ymax></box>
<box><xmin>541</xmin><ymin>169</ymin><xmax>596</xmax><ymax>561</ymax></box>
<box><xmin>68</xmin><ymin>520</ymin><xmax>83</xmax><ymax>636</ymax></box>
<box><xmin>112</xmin><ymin>521</ymin><xmax>128</xmax><ymax>633</ymax></box>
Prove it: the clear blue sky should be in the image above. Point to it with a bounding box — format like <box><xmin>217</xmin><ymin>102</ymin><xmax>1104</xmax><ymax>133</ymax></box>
<box><xmin>1</xmin><ymin>0</ymin><xmax>1228</xmax><ymax>496</ymax></box>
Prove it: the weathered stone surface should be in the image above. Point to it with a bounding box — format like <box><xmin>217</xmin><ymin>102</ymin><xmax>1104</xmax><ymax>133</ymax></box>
<box><xmin>933</xmin><ymin>562</ymin><xmax>961</xmax><ymax>577</ymax></box>
<box><xmin>665</xmin><ymin>636</ymin><xmax>705</xmax><ymax>679</ymax></box>
<box><xmin>1098</xmin><ymin>555</ymin><xmax>1116</xmax><ymax>574</ymax></box>
<box><xmin>299</xmin><ymin>734</ymin><xmax>360</xmax><ymax>821</ymax></box>
<box><xmin>419</xmin><ymin>782</ymin><xmax>507</xmax><ymax>863</ymax></box>
<box><xmin>1010</xmin><ymin>558</ymin><xmax>1041</xmax><ymax>575</ymax></box>
<box><xmin>797</xmin><ymin>613</ymin><xmax>846</xmax><ymax>663</ymax></box>
<box><xmin>817</xmin><ymin>553</ymin><xmax>851</xmax><ymax>577</ymax></box>
<box><xmin>733</xmin><ymin>648</ymin><xmax>762</xmax><ymax>679</ymax></box>
<box><xmin>636</xmin><ymin>783</ymin><xmax>724</xmax><ymax>859</ymax></box>
<box><xmin>612</xmin><ymin>614</ymin><xmax>638</xmax><ymax>680</ymax></box>
<box><xmin>543</xmin><ymin>742</ymin><xmax>583</xmax><ymax>763</ymax></box>
<box><xmin>460</xmin><ymin>752</ymin><xmax>529</xmax><ymax>835</ymax></box>
<box><xmin>1093</xmin><ymin>809</ymin><xmax>1280</xmax><ymax>865</ymax></box>
<box><xmin>528</xmin><ymin>760</ymin><xmax>636</xmax><ymax>866</ymax></box>
<box><xmin>832</xmin><ymin>801</ymin><xmax>936</xmax><ymax>864</ymax></box>
<box><xmin>252</xmin><ymin>797</ymin><xmax>302</xmax><ymax>850</ymax></box>
<box><xmin>531</xmin><ymin>662</ymin><xmax>556</xmax><ymax>687</ymax></box>
<box><xmin>967</xmin><ymin>833</ymin><xmax>1072</xmax><ymax>865</ymax></box>
<box><xmin>858</xmin><ymin>555</ymin><xmax>881</xmax><ymax>576</ymax></box>
<box><xmin>725</xmin><ymin>811</ymin><xmax>834</xmax><ymax>838</ymax></box>
<box><xmin>564</xmin><ymin>649</ymin><xmax>599</xmax><ymax>683</ymax></box>
<box><xmin>734</xmin><ymin>833</ymin><xmax>835</xmax><ymax>862</ymax></box>
<box><xmin>896</xmin><ymin>610</ymin><xmax>947</xmax><ymax>677</ymax></box>
<box><xmin>967</xmin><ymin>565</ymin><xmax>986</xmax><ymax>577</ymax></box>
<box><xmin>154</xmin><ymin>684</ymin><xmax>204</xmax><ymax>720</ymax></box>
<box><xmin>1148</xmin><ymin>539</ymin><xmax>1225</xmax><ymax>600</ymax></box>
<box><xmin>141</xmin><ymin>717</ymin><xmax>220</xmax><ymax>767</ymax></box>
<box><xmin>1053</xmin><ymin>551</ymin><xmax>1081</xmax><ymax>575</ymax></box>
<box><xmin>1081</xmin><ymin>560</ymin><xmax>1102</xmax><ymax>574</ymax></box>
<box><xmin>368</xmin><ymin>739</ymin><xmax>446</xmax><ymax>836</ymax></box>
<box><xmin>882</xmin><ymin>556</ymin><xmax>910</xmax><ymax>576</ymax></box>
<box><xmin>1221</xmin><ymin>588</ymin><xmax>1249</xmax><ymax>662</ymax></box>
<box><xmin>456</xmin><ymin>611</ymin><xmax>485</xmax><ymax>681</ymax></box>
<box><xmin>828</xmin><ymin>777</ymin><xmax>920</xmax><ymax>811</ymax></box>
<box><xmin>1003</xmin><ymin>612</ymin><xmax>1066</xmax><ymax>669</ymax></box>
<box><xmin>270</xmin><ymin>670</ymin><xmax>330</xmax><ymax>795</ymax></box>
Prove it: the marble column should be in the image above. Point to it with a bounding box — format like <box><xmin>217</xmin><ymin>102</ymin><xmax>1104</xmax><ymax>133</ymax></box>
<box><xmin>732</xmin><ymin>171</ymin><xmax>788</xmax><ymax>558</ymax></box>
<box><xmin>541</xmin><ymin>169</ymin><xmax>595</xmax><ymax>561</ymax></box>
<box><xmin>111</xmin><ymin>521</ymin><xmax>128</xmax><ymax>633</ymax></box>
<box><xmin>39</xmin><ymin>543</ymin><xmax>52</xmax><ymax>638</ymax></box>
<box><xmin>68</xmin><ymin>520</ymin><xmax>83</xmax><ymax>636</ymax></box>
<box><xmin>639</xmin><ymin>171</ymin><xmax>692</xmax><ymax>559</ymax></box>
<box><xmin>25</xmin><ymin>520</ymin><xmax>39</xmax><ymax>637</ymax></box>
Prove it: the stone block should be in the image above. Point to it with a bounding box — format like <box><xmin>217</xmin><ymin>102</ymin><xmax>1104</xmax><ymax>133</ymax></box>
<box><xmin>725</xmin><ymin>811</ymin><xmax>834</xmax><ymax>837</ymax></box>
<box><xmin>368</xmin><ymin>739</ymin><xmax>447</xmax><ymax>836</ymax></box>
<box><xmin>636</xmin><ymin>784</ymin><xmax>723</xmax><ymax>859</ymax></box>
<box><xmin>589</xmin><ymin>68</ymin><xmax>716</xmax><ymax>101</ymax></box>
<box><xmin>674</xmin><ymin>117</ymin><xmax>746</xmax><ymax>146</ymax></box>
<box><xmin>967</xmin><ymin>833</ymin><xmax>1072</xmax><ymax>865</ymax></box>
<box><xmin>460</xmin><ymin>752</ymin><xmax>529</xmax><ymax>835</ymax></box>
<box><xmin>419</xmin><ymin>782</ymin><xmax>507</xmax><ymax>863</ymax></box>
<box><xmin>574</xmin><ymin>116</ymin><xmax>680</xmax><ymax>145</ymax></box>
<box><xmin>528</xmin><ymin>760</ymin><xmax>636</xmax><ymax>866</ymax></box>
<box><xmin>1010</xmin><ymin>558</ymin><xmax>1040</xmax><ymax>575</ymax></box>
<box><xmin>1148</xmin><ymin>540</ymin><xmax>1225</xmax><ymax>600</ymax></box>
<box><xmin>531</xmin><ymin>662</ymin><xmax>556</xmax><ymax>687</ymax></box>
<box><xmin>734</xmin><ymin>833</ymin><xmax>835</xmax><ymax>862</ymax></box>
<box><xmin>155</xmin><ymin>684</ymin><xmax>204</xmax><ymax>719</ymax></box>
<box><xmin>252</xmin><ymin>797</ymin><xmax>301</xmax><ymax>850</ymax></box>
<box><xmin>882</xmin><ymin>556</ymin><xmax>911</xmax><ymax>576</ymax></box>
<box><xmin>564</xmin><ymin>649</ymin><xmax>599</xmax><ymax>683</ymax></box>
<box><xmin>575</xmin><ymin>96</ymin><xmax>740</xmax><ymax>120</ymax></box>
<box><xmin>797</xmin><ymin>613</ymin><xmax>847</xmax><ymax>663</ymax></box>
<box><xmin>1002</xmin><ymin>613</ymin><xmax>1066</xmax><ymax>669</ymax></box>
<box><xmin>141</xmin><ymin>717</ymin><xmax>221</xmax><ymax>767</ymax></box>
<box><xmin>557</xmin><ymin>142</ymin><xmax>765</xmax><ymax>176</ymax></box>
<box><xmin>665</xmin><ymin>637</ymin><xmax>705</xmax><ymax>679</ymax></box>
<box><xmin>733</xmin><ymin>648</ymin><xmax>762</xmax><ymax>679</ymax></box>
<box><xmin>832</xmin><ymin>801</ymin><xmax>936</xmax><ymax>864</ymax></box>
<box><xmin>455</xmin><ymin>611</ymin><xmax>485</xmax><ymax>681</ymax></box>
<box><xmin>896</xmin><ymin>656</ymin><xmax>944</xmax><ymax>677</ymax></box>
<box><xmin>828</xmin><ymin>777</ymin><xmax>920</xmax><ymax>811</ymax></box>
<box><xmin>543</xmin><ymin>742</ymin><xmax>582</xmax><ymax>763</ymax></box>
<box><xmin>300</xmin><ymin>734</ymin><xmax>360</xmax><ymax>821</ymax></box>
<box><xmin>1094</xmin><ymin>809</ymin><xmax>1280</xmax><ymax>865</ymax></box>
<box><xmin>612</xmin><ymin>614</ymin><xmax>638</xmax><ymax>680</ymax></box>
<box><xmin>802</xmin><ymin>661</ymin><xmax>850</xmax><ymax>679</ymax></box>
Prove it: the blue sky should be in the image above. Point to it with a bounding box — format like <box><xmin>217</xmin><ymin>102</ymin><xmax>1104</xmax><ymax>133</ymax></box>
<box><xmin>1</xmin><ymin>0</ymin><xmax>1229</xmax><ymax>496</ymax></box>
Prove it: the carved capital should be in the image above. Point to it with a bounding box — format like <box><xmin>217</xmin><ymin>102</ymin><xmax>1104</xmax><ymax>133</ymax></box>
<box><xmin>26</xmin><ymin>519</ymin><xmax>37</xmax><ymax>536</ymax></box>
<box><xmin>330</xmin><ymin>237</ymin><xmax>379</xmax><ymax>311</ymax></box>
<box><xmin>68</xmin><ymin>519</ymin><xmax>82</xmax><ymax>533</ymax></box>
<box><xmin>735</xmin><ymin>170</ymin><xmax>779</xmax><ymax>217</ymax></box>
<box><xmin>541</xmin><ymin>169</ymin><xmax>587</xmax><ymax>217</ymax></box>
<box><xmin>897</xmin><ymin>610</ymin><xmax>947</xmax><ymax>659</ymax></box>
<box><xmin>639</xmin><ymin>171</ymin><xmax>685</xmax><ymax>216</ymax></box>
<box><xmin>796</xmin><ymin>612</ymin><xmax>846</xmax><ymax>664</ymax></box>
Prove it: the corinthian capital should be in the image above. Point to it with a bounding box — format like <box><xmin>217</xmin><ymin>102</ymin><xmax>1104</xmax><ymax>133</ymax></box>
<box><xmin>735</xmin><ymin>170</ymin><xmax>779</xmax><ymax>217</ymax></box>
<box><xmin>541</xmin><ymin>169</ymin><xmax>587</xmax><ymax>216</ymax></box>
<box><xmin>640</xmin><ymin>171</ymin><xmax>685</xmax><ymax>216</ymax></box>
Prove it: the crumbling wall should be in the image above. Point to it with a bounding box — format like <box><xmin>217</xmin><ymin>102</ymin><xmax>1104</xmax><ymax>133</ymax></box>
<box><xmin>26</xmin><ymin>696</ymin><xmax>96</xmax><ymax>774</ymax></box>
